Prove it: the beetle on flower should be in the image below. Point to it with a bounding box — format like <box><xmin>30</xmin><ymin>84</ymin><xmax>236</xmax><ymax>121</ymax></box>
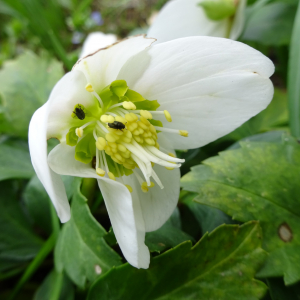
<box><xmin>29</xmin><ymin>35</ymin><xmax>274</xmax><ymax>269</ymax></box>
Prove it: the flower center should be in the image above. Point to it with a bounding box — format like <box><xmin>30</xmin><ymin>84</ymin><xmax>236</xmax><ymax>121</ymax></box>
<box><xmin>66</xmin><ymin>80</ymin><xmax>188</xmax><ymax>193</ymax></box>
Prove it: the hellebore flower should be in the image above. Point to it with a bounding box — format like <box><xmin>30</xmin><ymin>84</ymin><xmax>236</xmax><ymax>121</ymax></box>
<box><xmin>29</xmin><ymin>35</ymin><xmax>274</xmax><ymax>269</ymax></box>
<box><xmin>147</xmin><ymin>0</ymin><xmax>246</xmax><ymax>43</ymax></box>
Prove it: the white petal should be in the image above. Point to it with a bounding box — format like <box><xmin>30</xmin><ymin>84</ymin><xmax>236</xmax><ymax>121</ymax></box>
<box><xmin>118</xmin><ymin>37</ymin><xmax>274</xmax><ymax>149</ymax></box>
<box><xmin>147</xmin><ymin>0</ymin><xmax>245</xmax><ymax>43</ymax></box>
<box><xmin>29</xmin><ymin>104</ymin><xmax>70</xmax><ymax>223</ymax></box>
<box><xmin>230</xmin><ymin>0</ymin><xmax>247</xmax><ymax>40</ymax></box>
<box><xmin>47</xmin><ymin>70</ymin><xmax>94</xmax><ymax>141</ymax></box>
<box><xmin>80</xmin><ymin>32</ymin><xmax>118</xmax><ymax>58</ymax></box>
<box><xmin>124</xmin><ymin>135</ymin><xmax>180</xmax><ymax>232</ymax></box>
<box><xmin>73</xmin><ymin>35</ymin><xmax>156</xmax><ymax>93</ymax></box>
<box><xmin>48</xmin><ymin>142</ymin><xmax>99</xmax><ymax>178</ymax></box>
<box><xmin>98</xmin><ymin>178</ymin><xmax>150</xmax><ymax>269</ymax></box>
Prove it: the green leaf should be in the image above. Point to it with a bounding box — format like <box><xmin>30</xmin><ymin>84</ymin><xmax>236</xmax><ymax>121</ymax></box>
<box><xmin>145</xmin><ymin>208</ymin><xmax>195</xmax><ymax>253</ymax></box>
<box><xmin>54</xmin><ymin>178</ymin><xmax>122</xmax><ymax>287</ymax></box>
<box><xmin>0</xmin><ymin>180</ymin><xmax>43</xmax><ymax>271</ymax></box>
<box><xmin>180</xmin><ymin>191</ymin><xmax>234</xmax><ymax>235</ymax></box>
<box><xmin>288</xmin><ymin>0</ymin><xmax>300</xmax><ymax>137</ymax></box>
<box><xmin>0</xmin><ymin>138</ymin><xmax>34</xmax><ymax>181</ymax></box>
<box><xmin>33</xmin><ymin>270</ymin><xmax>74</xmax><ymax>300</ymax></box>
<box><xmin>181</xmin><ymin>140</ymin><xmax>300</xmax><ymax>285</ymax></box>
<box><xmin>0</xmin><ymin>51</ymin><xmax>64</xmax><ymax>138</ymax></box>
<box><xmin>23</xmin><ymin>175</ymin><xmax>52</xmax><ymax>235</ymax></box>
<box><xmin>243</xmin><ymin>2</ymin><xmax>297</xmax><ymax>45</ymax></box>
<box><xmin>88</xmin><ymin>222</ymin><xmax>267</xmax><ymax>300</ymax></box>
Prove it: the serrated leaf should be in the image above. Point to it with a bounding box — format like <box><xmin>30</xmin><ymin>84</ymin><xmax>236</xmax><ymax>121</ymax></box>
<box><xmin>0</xmin><ymin>51</ymin><xmax>63</xmax><ymax>138</ymax></box>
<box><xmin>54</xmin><ymin>178</ymin><xmax>122</xmax><ymax>287</ymax></box>
<box><xmin>182</xmin><ymin>140</ymin><xmax>300</xmax><ymax>285</ymax></box>
<box><xmin>33</xmin><ymin>270</ymin><xmax>74</xmax><ymax>300</ymax></box>
<box><xmin>0</xmin><ymin>180</ymin><xmax>43</xmax><ymax>271</ymax></box>
<box><xmin>0</xmin><ymin>138</ymin><xmax>34</xmax><ymax>181</ymax></box>
<box><xmin>87</xmin><ymin>222</ymin><xmax>267</xmax><ymax>300</ymax></box>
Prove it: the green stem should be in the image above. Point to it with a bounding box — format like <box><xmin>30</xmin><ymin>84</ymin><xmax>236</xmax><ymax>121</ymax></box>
<box><xmin>49</xmin><ymin>271</ymin><xmax>64</xmax><ymax>300</ymax></box>
<box><xmin>8</xmin><ymin>233</ymin><xmax>56</xmax><ymax>300</ymax></box>
<box><xmin>288</xmin><ymin>0</ymin><xmax>300</xmax><ymax>137</ymax></box>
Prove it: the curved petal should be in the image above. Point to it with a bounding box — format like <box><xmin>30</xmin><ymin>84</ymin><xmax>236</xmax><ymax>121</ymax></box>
<box><xmin>49</xmin><ymin>142</ymin><xmax>150</xmax><ymax>268</ymax></box>
<box><xmin>230</xmin><ymin>0</ymin><xmax>247</xmax><ymax>40</ymax></box>
<box><xmin>80</xmin><ymin>32</ymin><xmax>118</xmax><ymax>58</ymax></box>
<box><xmin>29</xmin><ymin>104</ymin><xmax>70</xmax><ymax>223</ymax></box>
<box><xmin>98</xmin><ymin>179</ymin><xmax>150</xmax><ymax>269</ymax></box>
<box><xmin>47</xmin><ymin>70</ymin><xmax>94</xmax><ymax>141</ymax></box>
<box><xmin>147</xmin><ymin>0</ymin><xmax>240</xmax><ymax>43</ymax></box>
<box><xmin>118</xmin><ymin>36</ymin><xmax>274</xmax><ymax>149</ymax></box>
<box><xmin>48</xmin><ymin>142</ymin><xmax>99</xmax><ymax>178</ymax></box>
<box><xmin>124</xmin><ymin>135</ymin><xmax>180</xmax><ymax>232</ymax></box>
<box><xmin>73</xmin><ymin>35</ymin><xmax>156</xmax><ymax>93</ymax></box>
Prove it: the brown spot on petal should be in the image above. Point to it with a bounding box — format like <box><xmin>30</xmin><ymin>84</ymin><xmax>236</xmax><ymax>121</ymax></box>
<box><xmin>278</xmin><ymin>223</ymin><xmax>293</xmax><ymax>242</ymax></box>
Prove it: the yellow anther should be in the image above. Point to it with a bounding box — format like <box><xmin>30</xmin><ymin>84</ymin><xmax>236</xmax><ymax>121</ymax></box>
<box><xmin>107</xmin><ymin>115</ymin><xmax>115</xmax><ymax>123</ymax></box>
<box><xmin>117</xmin><ymin>144</ymin><xmax>127</xmax><ymax>152</ymax></box>
<box><xmin>96</xmin><ymin>168</ymin><xmax>106</xmax><ymax>177</ymax></box>
<box><xmin>140</xmin><ymin>110</ymin><xmax>153</xmax><ymax>120</ymax></box>
<box><xmin>165</xmin><ymin>166</ymin><xmax>175</xmax><ymax>170</ymax></box>
<box><xmin>125</xmin><ymin>185</ymin><xmax>133</xmax><ymax>193</ymax></box>
<box><xmin>75</xmin><ymin>127</ymin><xmax>83</xmax><ymax>138</ymax></box>
<box><xmin>164</xmin><ymin>110</ymin><xmax>172</xmax><ymax>122</ymax></box>
<box><xmin>115</xmin><ymin>116</ymin><xmax>127</xmax><ymax>124</ymax></box>
<box><xmin>105</xmin><ymin>133</ymin><xmax>119</xmax><ymax>142</ymax></box>
<box><xmin>123</xmin><ymin>101</ymin><xmax>136</xmax><ymax>110</ymax></box>
<box><xmin>145</xmin><ymin>138</ymin><xmax>155</xmax><ymax>145</ymax></box>
<box><xmin>128</xmin><ymin>122</ymin><xmax>138</xmax><ymax>131</ymax></box>
<box><xmin>179</xmin><ymin>130</ymin><xmax>189</xmax><ymax>137</ymax></box>
<box><xmin>85</xmin><ymin>83</ymin><xmax>94</xmax><ymax>92</ymax></box>
<box><xmin>120</xmin><ymin>136</ymin><xmax>131</xmax><ymax>143</ymax></box>
<box><xmin>141</xmin><ymin>186</ymin><xmax>149</xmax><ymax>193</ymax></box>
<box><xmin>124</xmin><ymin>130</ymin><xmax>132</xmax><ymax>138</ymax></box>
<box><xmin>108</xmin><ymin>172</ymin><xmax>116</xmax><ymax>181</ymax></box>
<box><xmin>96</xmin><ymin>137</ymin><xmax>107</xmax><ymax>150</ymax></box>
<box><xmin>108</xmin><ymin>142</ymin><xmax>117</xmax><ymax>148</ymax></box>
<box><xmin>100</xmin><ymin>115</ymin><xmax>109</xmax><ymax>123</ymax></box>
<box><xmin>138</xmin><ymin>121</ymin><xmax>148</xmax><ymax>131</ymax></box>
<box><xmin>168</xmin><ymin>152</ymin><xmax>176</xmax><ymax>158</ymax></box>
<box><xmin>151</xmin><ymin>162</ymin><xmax>155</xmax><ymax>167</ymax></box>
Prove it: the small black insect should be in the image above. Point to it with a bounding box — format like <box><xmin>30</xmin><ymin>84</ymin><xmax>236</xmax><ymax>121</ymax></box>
<box><xmin>108</xmin><ymin>121</ymin><xmax>126</xmax><ymax>131</ymax></box>
<box><xmin>73</xmin><ymin>105</ymin><xmax>85</xmax><ymax>120</ymax></box>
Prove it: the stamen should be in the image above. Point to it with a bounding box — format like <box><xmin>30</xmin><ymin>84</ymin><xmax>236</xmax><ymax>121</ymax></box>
<box><xmin>140</xmin><ymin>110</ymin><xmax>152</xmax><ymax>119</ymax></box>
<box><xmin>85</xmin><ymin>82</ymin><xmax>103</xmax><ymax>108</ymax></box>
<box><xmin>125</xmin><ymin>185</ymin><xmax>133</xmax><ymax>193</ymax></box>
<box><xmin>132</xmin><ymin>140</ymin><xmax>181</xmax><ymax>169</ymax></box>
<box><xmin>85</xmin><ymin>83</ymin><xmax>94</xmax><ymax>92</ymax></box>
<box><xmin>153</xmin><ymin>126</ymin><xmax>188</xmax><ymax>137</ymax></box>
<box><xmin>108</xmin><ymin>172</ymin><xmax>116</xmax><ymax>181</ymax></box>
<box><xmin>96</xmin><ymin>168</ymin><xmax>106</xmax><ymax>177</ymax></box>
<box><xmin>96</xmin><ymin>137</ymin><xmax>107</xmax><ymax>150</ymax></box>
<box><xmin>146</xmin><ymin>146</ymin><xmax>184</xmax><ymax>163</ymax></box>
<box><xmin>131</xmin><ymin>153</ymin><xmax>151</xmax><ymax>186</ymax></box>
<box><xmin>100</xmin><ymin>115</ymin><xmax>115</xmax><ymax>123</ymax></box>
<box><xmin>101</xmin><ymin>151</ymin><xmax>109</xmax><ymax>173</ymax></box>
<box><xmin>76</xmin><ymin>121</ymin><xmax>95</xmax><ymax>138</ymax></box>
<box><xmin>164</xmin><ymin>110</ymin><xmax>172</xmax><ymax>122</ymax></box>
<box><xmin>108</xmin><ymin>102</ymin><xmax>125</xmax><ymax>110</ymax></box>
<box><xmin>123</xmin><ymin>101</ymin><xmax>136</xmax><ymax>110</ymax></box>
<box><xmin>151</xmin><ymin>169</ymin><xmax>164</xmax><ymax>189</ymax></box>
<box><xmin>75</xmin><ymin>128</ymin><xmax>83</xmax><ymax>138</ymax></box>
<box><xmin>97</xmin><ymin>121</ymin><xmax>109</xmax><ymax>133</ymax></box>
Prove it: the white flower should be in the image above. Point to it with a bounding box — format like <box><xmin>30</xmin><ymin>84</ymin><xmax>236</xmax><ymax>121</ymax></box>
<box><xmin>29</xmin><ymin>35</ymin><xmax>274</xmax><ymax>269</ymax></box>
<box><xmin>80</xmin><ymin>32</ymin><xmax>118</xmax><ymax>58</ymax></box>
<box><xmin>147</xmin><ymin>0</ymin><xmax>246</xmax><ymax>43</ymax></box>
